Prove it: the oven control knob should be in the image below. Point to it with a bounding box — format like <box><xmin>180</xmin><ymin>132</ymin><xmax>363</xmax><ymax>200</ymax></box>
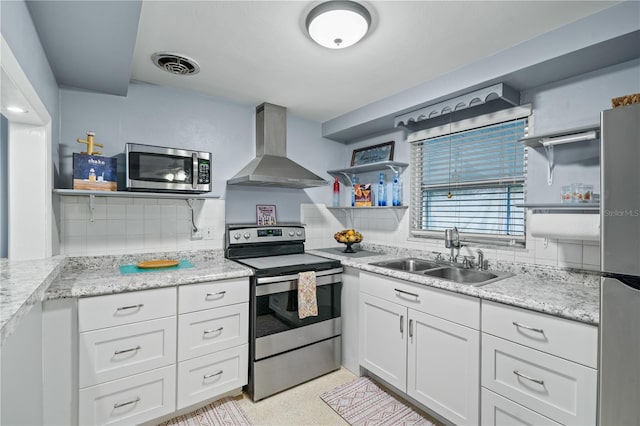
<box><xmin>233</xmin><ymin>233</ymin><xmax>241</xmax><ymax>240</ymax></box>
<box><xmin>288</xmin><ymin>230</ymin><xmax>295</xmax><ymax>237</ymax></box>
<box><xmin>243</xmin><ymin>232</ymin><xmax>251</xmax><ymax>240</ymax></box>
<box><xmin>296</xmin><ymin>231</ymin><xmax>303</xmax><ymax>237</ymax></box>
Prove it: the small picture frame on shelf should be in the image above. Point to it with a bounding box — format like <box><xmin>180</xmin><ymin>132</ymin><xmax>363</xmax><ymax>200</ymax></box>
<box><xmin>351</xmin><ymin>141</ymin><xmax>395</xmax><ymax>166</ymax></box>
<box><xmin>256</xmin><ymin>204</ymin><xmax>277</xmax><ymax>225</ymax></box>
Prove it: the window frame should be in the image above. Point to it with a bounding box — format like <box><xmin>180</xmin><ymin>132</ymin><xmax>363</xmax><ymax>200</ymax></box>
<box><xmin>408</xmin><ymin>105</ymin><xmax>532</xmax><ymax>245</ymax></box>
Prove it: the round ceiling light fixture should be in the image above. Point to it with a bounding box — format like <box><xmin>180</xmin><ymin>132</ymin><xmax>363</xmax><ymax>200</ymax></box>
<box><xmin>151</xmin><ymin>52</ymin><xmax>200</xmax><ymax>76</ymax></box>
<box><xmin>306</xmin><ymin>1</ymin><xmax>371</xmax><ymax>49</ymax></box>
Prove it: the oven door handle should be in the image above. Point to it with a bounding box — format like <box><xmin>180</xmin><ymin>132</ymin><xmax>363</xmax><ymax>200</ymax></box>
<box><xmin>256</xmin><ymin>268</ymin><xmax>343</xmax><ymax>284</ymax></box>
<box><xmin>256</xmin><ymin>269</ymin><xmax>343</xmax><ymax>296</ymax></box>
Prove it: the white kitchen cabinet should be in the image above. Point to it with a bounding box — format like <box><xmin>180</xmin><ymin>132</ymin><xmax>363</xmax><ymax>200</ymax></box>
<box><xmin>480</xmin><ymin>300</ymin><xmax>598</xmax><ymax>426</ymax></box>
<box><xmin>359</xmin><ymin>292</ymin><xmax>407</xmax><ymax>390</ymax></box>
<box><xmin>359</xmin><ymin>271</ymin><xmax>480</xmax><ymax>425</ymax></box>
<box><xmin>176</xmin><ymin>278</ymin><xmax>249</xmax><ymax>410</ymax></box>
<box><xmin>481</xmin><ymin>388</ymin><xmax>561</xmax><ymax>426</ymax></box>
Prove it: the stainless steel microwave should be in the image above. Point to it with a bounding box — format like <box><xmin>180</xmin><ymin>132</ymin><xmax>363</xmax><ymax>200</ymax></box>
<box><xmin>125</xmin><ymin>143</ymin><xmax>212</xmax><ymax>193</ymax></box>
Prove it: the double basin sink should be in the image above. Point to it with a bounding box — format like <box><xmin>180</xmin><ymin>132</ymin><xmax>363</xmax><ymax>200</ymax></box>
<box><xmin>369</xmin><ymin>257</ymin><xmax>512</xmax><ymax>286</ymax></box>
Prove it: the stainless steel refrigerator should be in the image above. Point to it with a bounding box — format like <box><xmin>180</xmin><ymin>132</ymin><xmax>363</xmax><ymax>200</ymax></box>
<box><xmin>598</xmin><ymin>102</ymin><xmax>640</xmax><ymax>426</ymax></box>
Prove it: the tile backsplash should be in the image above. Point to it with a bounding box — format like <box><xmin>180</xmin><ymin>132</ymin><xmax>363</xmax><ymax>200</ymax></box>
<box><xmin>59</xmin><ymin>196</ymin><xmax>225</xmax><ymax>256</ymax></box>
<box><xmin>301</xmin><ymin>204</ymin><xmax>600</xmax><ymax>272</ymax></box>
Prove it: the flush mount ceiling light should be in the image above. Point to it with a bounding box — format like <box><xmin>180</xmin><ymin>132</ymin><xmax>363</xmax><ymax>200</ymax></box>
<box><xmin>6</xmin><ymin>105</ymin><xmax>28</xmax><ymax>113</ymax></box>
<box><xmin>306</xmin><ymin>1</ymin><xmax>371</xmax><ymax>49</ymax></box>
<box><xmin>151</xmin><ymin>52</ymin><xmax>200</xmax><ymax>76</ymax></box>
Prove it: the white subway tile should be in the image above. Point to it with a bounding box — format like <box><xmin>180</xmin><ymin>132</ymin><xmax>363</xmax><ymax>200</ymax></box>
<box><xmin>557</xmin><ymin>242</ymin><xmax>583</xmax><ymax>264</ymax></box>
<box><xmin>107</xmin><ymin>219</ymin><xmax>127</xmax><ymax>236</ymax></box>
<box><xmin>86</xmin><ymin>220</ymin><xmax>107</xmax><ymax>237</ymax></box>
<box><xmin>126</xmin><ymin>219</ymin><xmax>144</xmax><ymax>236</ymax></box>
<box><xmin>126</xmin><ymin>204</ymin><xmax>144</xmax><ymax>220</ymax></box>
<box><xmin>63</xmin><ymin>220</ymin><xmax>87</xmax><ymax>238</ymax></box>
<box><xmin>583</xmin><ymin>244</ymin><xmax>601</xmax><ymax>266</ymax></box>
<box><xmin>63</xmin><ymin>237</ymin><xmax>87</xmax><ymax>256</ymax></box>
<box><xmin>106</xmin><ymin>204</ymin><xmax>126</xmax><ymax>220</ymax></box>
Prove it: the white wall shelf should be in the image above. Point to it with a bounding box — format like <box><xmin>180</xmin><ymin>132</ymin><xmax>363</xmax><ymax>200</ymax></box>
<box><xmin>517</xmin><ymin>203</ymin><xmax>599</xmax><ymax>213</ymax></box>
<box><xmin>519</xmin><ymin>124</ymin><xmax>600</xmax><ymax>186</ymax></box>
<box><xmin>327</xmin><ymin>206</ymin><xmax>408</xmax><ymax>211</ymax></box>
<box><xmin>327</xmin><ymin>161</ymin><xmax>408</xmax><ymax>186</ymax></box>
<box><xmin>53</xmin><ymin>189</ymin><xmax>220</xmax><ymax>200</ymax></box>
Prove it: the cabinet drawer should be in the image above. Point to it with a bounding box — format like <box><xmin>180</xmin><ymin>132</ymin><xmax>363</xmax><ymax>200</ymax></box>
<box><xmin>482</xmin><ymin>334</ymin><xmax>597</xmax><ymax>426</ymax></box>
<box><xmin>177</xmin><ymin>344</ymin><xmax>248</xmax><ymax>410</ymax></box>
<box><xmin>178</xmin><ymin>278</ymin><xmax>249</xmax><ymax>314</ymax></box>
<box><xmin>481</xmin><ymin>388</ymin><xmax>561</xmax><ymax>426</ymax></box>
<box><xmin>79</xmin><ymin>316</ymin><xmax>177</xmax><ymax>388</ymax></box>
<box><xmin>482</xmin><ymin>300</ymin><xmax>597</xmax><ymax>368</ymax></box>
<box><xmin>79</xmin><ymin>287</ymin><xmax>176</xmax><ymax>332</ymax></box>
<box><xmin>178</xmin><ymin>302</ymin><xmax>248</xmax><ymax>362</ymax></box>
<box><xmin>360</xmin><ymin>271</ymin><xmax>479</xmax><ymax>329</ymax></box>
<box><xmin>79</xmin><ymin>365</ymin><xmax>176</xmax><ymax>426</ymax></box>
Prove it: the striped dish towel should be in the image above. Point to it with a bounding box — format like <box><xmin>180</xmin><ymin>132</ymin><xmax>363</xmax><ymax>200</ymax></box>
<box><xmin>298</xmin><ymin>271</ymin><xmax>318</xmax><ymax>319</ymax></box>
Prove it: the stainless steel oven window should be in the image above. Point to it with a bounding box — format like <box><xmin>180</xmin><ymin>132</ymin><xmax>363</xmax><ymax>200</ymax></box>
<box><xmin>254</xmin><ymin>272</ymin><xmax>342</xmax><ymax>339</ymax></box>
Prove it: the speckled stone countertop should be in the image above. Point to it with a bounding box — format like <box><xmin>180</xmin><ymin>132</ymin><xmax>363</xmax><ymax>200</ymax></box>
<box><xmin>1</xmin><ymin>250</ymin><xmax>252</xmax><ymax>347</ymax></box>
<box><xmin>45</xmin><ymin>250</ymin><xmax>253</xmax><ymax>300</ymax></box>
<box><xmin>1</xmin><ymin>255</ymin><xmax>67</xmax><ymax>346</ymax></box>
<box><xmin>308</xmin><ymin>244</ymin><xmax>600</xmax><ymax>325</ymax></box>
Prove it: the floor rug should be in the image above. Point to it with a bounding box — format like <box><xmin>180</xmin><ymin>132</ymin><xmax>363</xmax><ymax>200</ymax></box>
<box><xmin>320</xmin><ymin>377</ymin><xmax>435</xmax><ymax>426</ymax></box>
<box><xmin>158</xmin><ymin>397</ymin><xmax>251</xmax><ymax>426</ymax></box>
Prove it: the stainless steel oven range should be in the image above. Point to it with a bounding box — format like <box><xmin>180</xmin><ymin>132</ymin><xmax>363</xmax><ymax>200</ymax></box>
<box><xmin>225</xmin><ymin>224</ymin><xmax>342</xmax><ymax>401</ymax></box>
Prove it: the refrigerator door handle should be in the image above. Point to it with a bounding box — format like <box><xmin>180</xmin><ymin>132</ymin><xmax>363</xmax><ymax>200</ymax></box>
<box><xmin>602</xmin><ymin>273</ymin><xmax>640</xmax><ymax>291</ymax></box>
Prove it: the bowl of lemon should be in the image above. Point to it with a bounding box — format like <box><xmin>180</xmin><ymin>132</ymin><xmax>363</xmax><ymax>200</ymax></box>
<box><xmin>334</xmin><ymin>229</ymin><xmax>363</xmax><ymax>253</ymax></box>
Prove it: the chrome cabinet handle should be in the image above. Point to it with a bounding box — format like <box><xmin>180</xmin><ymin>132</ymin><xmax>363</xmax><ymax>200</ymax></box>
<box><xmin>116</xmin><ymin>304</ymin><xmax>143</xmax><ymax>311</ymax></box>
<box><xmin>409</xmin><ymin>319</ymin><xmax>414</xmax><ymax>338</ymax></box>
<box><xmin>203</xmin><ymin>327</ymin><xmax>224</xmax><ymax>335</ymax></box>
<box><xmin>513</xmin><ymin>321</ymin><xmax>545</xmax><ymax>334</ymax></box>
<box><xmin>113</xmin><ymin>396</ymin><xmax>140</xmax><ymax>409</ymax></box>
<box><xmin>400</xmin><ymin>315</ymin><xmax>404</xmax><ymax>333</ymax></box>
<box><xmin>114</xmin><ymin>345</ymin><xmax>141</xmax><ymax>355</ymax></box>
<box><xmin>394</xmin><ymin>288</ymin><xmax>419</xmax><ymax>299</ymax></box>
<box><xmin>513</xmin><ymin>370</ymin><xmax>545</xmax><ymax>385</ymax></box>
<box><xmin>206</xmin><ymin>291</ymin><xmax>226</xmax><ymax>298</ymax></box>
<box><xmin>203</xmin><ymin>370</ymin><xmax>223</xmax><ymax>379</ymax></box>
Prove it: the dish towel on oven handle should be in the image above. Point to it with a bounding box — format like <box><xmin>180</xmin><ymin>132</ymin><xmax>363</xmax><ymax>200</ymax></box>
<box><xmin>298</xmin><ymin>271</ymin><xmax>318</xmax><ymax>319</ymax></box>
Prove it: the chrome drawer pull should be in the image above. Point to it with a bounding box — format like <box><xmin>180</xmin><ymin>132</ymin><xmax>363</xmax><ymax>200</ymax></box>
<box><xmin>513</xmin><ymin>370</ymin><xmax>545</xmax><ymax>385</ymax></box>
<box><xmin>206</xmin><ymin>291</ymin><xmax>226</xmax><ymax>298</ymax></box>
<box><xmin>116</xmin><ymin>304</ymin><xmax>143</xmax><ymax>311</ymax></box>
<box><xmin>512</xmin><ymin>321</ymin><xmax>545</xmax><ymax>334</ymax></box>
<box><xmin>114</xmin><ymin>345</ymin><xmax>141</xmax><ymax>355</ymax></box>
<box><xmin>203</xmin><ymin>370</ymin><xmax>223</xmax><ymax>379</ymax></box>
<box><xmin>400</xmin><ymin>315</ymin><xmax>404</xmax><ymax>333</ymax></box>
<box><xmin>394</xmin><ymin>288</ymin><xmax>419</xmax><ymax>298</ymax></box>
<box><xmin>203</xmin><ymin>327</ymin><xmax>224</xmax><ymax>335</ymax></box>
<box><xmin>113</xmin><ymin>396</ymin><xmax>140</xmax><ymax>409</ymax></box>
<box><xmin>409</xmin><ymin>319</ymin><xmax>414</xmax><ymax>338</ymax></box>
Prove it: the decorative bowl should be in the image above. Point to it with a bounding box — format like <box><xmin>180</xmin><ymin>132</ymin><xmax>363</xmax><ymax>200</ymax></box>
<box><xmin>334</xmin><ymin>229</ymin><xmax>363</xmax><ymax>253</ymax></box>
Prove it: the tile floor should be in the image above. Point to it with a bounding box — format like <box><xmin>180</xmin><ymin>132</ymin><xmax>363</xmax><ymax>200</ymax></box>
<box><xmin>235</xmin><ymin>368</ymin><xmax>354</xmax><ymax>425</ymax></box>
<box><xmin>234</xmin><ymin>368</ymin><xmax>442</xmax><ymax>426</ymax></box>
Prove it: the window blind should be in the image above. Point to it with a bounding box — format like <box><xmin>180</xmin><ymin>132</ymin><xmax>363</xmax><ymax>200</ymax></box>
<box><xmin>410</xmin><ymin>116</ymin><xmax>528</xmax><ymax>242</ymax></box>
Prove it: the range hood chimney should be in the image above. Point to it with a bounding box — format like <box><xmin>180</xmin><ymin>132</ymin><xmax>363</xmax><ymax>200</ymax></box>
<box><xmin>227</xmin><ymin>103</ymin><xmax>329</xmax><ymax>189</ymax></box>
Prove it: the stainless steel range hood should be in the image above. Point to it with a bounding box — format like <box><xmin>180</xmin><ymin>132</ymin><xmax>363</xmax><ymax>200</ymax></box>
<box><xmin>227</xmin><ymin>103</ymin><xmax>329</xmax><ymax>189</ymax></box>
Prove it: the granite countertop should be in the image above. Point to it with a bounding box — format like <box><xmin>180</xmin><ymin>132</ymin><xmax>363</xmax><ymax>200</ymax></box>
<box><xmin>1</xmin><ymin>255</ymin><xmax>67</xmax><ymax>346</ymax></box>
<box><xmin>2</xmin><ymin>244</ymin><xmax>599</xmax><ymax>347</ymax></box>
<box><xmin>45</xmin><ymin>250</ymin><xmax>253</xmax><ymax>300</ymax></box>
<box><xmin>1</xmin><ymin>250</ymin><xmax>252</xmax><ymax>347</ymax></box>
<box><xmin>308</xmin><ymin>246</ymin><xmax>600</xmax><ymax>325</ymax></box>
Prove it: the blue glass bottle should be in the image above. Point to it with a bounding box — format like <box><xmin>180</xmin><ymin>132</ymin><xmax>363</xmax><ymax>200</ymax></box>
<box><xmin>392</xmin><ymin>171</ymin><xmax>402</xmax><ymax>206</ymax></box>
<box><xmin>351</xmin><ymin>174</ymin><xmax>358</xmax><ymax>207</ymax></box>
<box><xmin>377</xmin><ymin>172</ymin><xmax>387</xmax><ymax>206</ymax></box>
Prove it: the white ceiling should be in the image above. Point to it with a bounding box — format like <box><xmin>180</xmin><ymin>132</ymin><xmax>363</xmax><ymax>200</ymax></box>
<box><xmin>130</xmin><ymin>1</ymin><xmax>618</xmax><ymax>122</ymax></box>
<box><xmin>25</xmin><ymin>1</ymin><xmax>621</xmax><ymax>124</ymax></box>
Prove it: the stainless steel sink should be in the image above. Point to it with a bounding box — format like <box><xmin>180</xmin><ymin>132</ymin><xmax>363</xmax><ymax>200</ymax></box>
<box><xmin>369</xmin><ymin>258</ymin><xmax>440</xmax><ymax>272</ymax></box>
<box><xmin>422</xmin><ymin>267</ymin><xmax>497</xmax><ymax>284</ymax></box>
<box><xmin>369</xmin><ymin>257</ymin><xmax>512</xmax><ymax>286</ymax></box>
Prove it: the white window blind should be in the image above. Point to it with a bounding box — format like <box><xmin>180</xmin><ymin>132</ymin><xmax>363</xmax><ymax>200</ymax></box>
<box><xmin>410</xmin><ymin>115</ymin><xmax>528</xmax><ymax>243</ymax></box>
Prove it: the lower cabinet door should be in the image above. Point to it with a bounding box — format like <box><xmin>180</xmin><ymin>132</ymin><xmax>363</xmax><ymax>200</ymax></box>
<box><xmin>359</xmin><ymin>293</ymin><xmax>407</xmax><ymax>391</ymax></box>
<box><xmin>481</xmin><ymin>388</ymin><xmax>561</xmax><ymax>426</ymax></box>
<box><xmin>407</xmin><ymin>309</ymin><xmax>479</xmax><ymax>426</ymax></box>
<box><xmin>177</xmin><ymin>344</ymin><xmax>248</xmax><ymax>410</ymax></box>
<box><xmin>78</xmin><ymin>365</ymin><xmax>176</xmax><ymax>426</ymax></box>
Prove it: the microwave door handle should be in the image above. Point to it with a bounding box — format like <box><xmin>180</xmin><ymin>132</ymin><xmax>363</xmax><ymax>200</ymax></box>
<box><xmin>192</xmin><ymin>153</ymin><xmax>198</xmax><ymax>190</ymax></box>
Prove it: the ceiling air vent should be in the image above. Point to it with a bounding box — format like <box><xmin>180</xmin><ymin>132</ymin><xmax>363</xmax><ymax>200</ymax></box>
<box><xmin>151</xmin><ymin>52</ymin><xmax>200</xmax><ymax>76</ymax></box>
